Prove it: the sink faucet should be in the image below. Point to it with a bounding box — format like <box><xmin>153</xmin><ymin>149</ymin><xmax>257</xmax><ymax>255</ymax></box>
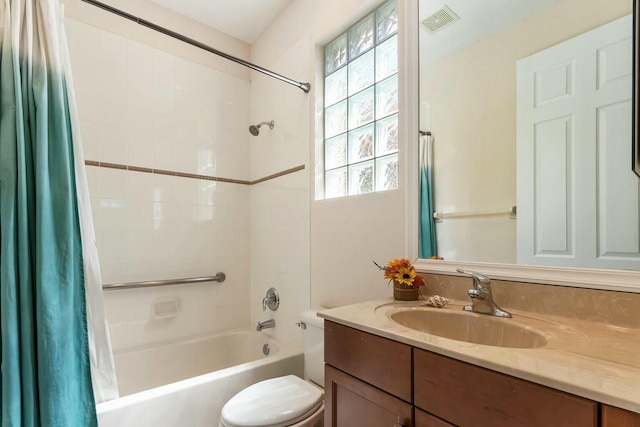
<box><xmin>256</xmin><ymin>319</ymin><xmax>275</xmax><ymax>331</ymax></box>
<box><xmin>456</xmin><ymin>268</ymin><xmax>511</xmax><ymax>318</ymax></box>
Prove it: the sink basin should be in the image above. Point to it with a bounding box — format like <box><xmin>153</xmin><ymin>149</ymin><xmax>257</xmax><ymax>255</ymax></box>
<box><xmin>390</xmin><ymin>309</ymin><xmax>548</xmax><ymax>348</ymax></box>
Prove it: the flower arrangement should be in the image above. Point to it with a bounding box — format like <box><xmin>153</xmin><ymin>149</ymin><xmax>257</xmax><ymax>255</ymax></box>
<box><xmin>373</xmin><ymin>258</ymin><xmax>425</xmax><ymax>289</ymax></box>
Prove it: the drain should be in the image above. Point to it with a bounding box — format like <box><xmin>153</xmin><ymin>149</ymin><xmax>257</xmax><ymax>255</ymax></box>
<box><xmin>263</xmin><ymin>343</ymin><xmax>270</xmax><ymax>356</ymax></box>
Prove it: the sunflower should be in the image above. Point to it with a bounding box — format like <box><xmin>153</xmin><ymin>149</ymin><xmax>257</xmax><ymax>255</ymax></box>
<box><xmin>393</xmin><ymin>266</ymin><xmax>416</xmax><ymax>286</ymax></box>
<box><xmin>374</xmin><ymin>258</ymin><xmax>426</xmax><ymax>288</ymax></box>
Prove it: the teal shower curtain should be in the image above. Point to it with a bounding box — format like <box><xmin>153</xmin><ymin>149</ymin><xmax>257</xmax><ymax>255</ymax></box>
<box><xmin>419</xmin><ymin>133</ymin><xmax>437</xmax><ymax>258</ymax></box>
<box><xmin>0</xmin><ymin>0</ymin><xmax>116</xmax><ymax>425</ymax></box>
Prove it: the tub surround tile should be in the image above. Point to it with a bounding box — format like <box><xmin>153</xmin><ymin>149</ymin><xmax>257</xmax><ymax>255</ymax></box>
<box><xmin>67</xmin><ymin>13</ymin><xmax>256</xmax><ymax>356</ymax></box>
<box><xmin>98</xmin><ymin>68</ymin><xmax>127</xmax><ymax>119</ymax></box>
<box><xmin>104</xmin><ymin>281</ymin><xmax>229</xmax><ymax>352</ymax></box>
<box><xmin>70</xmin><ymin>10</ymin><xmax>311</xmax><ymax>361</ymax></box>
<box><xmin>126</xmin><ymin>172</ymin><xmax>155</xmax><ymax>201</ymax></box>
<box><xmin>215</xmin><ymin>303</ymin><xmax>250</xmax><ymax>332</ymax></box>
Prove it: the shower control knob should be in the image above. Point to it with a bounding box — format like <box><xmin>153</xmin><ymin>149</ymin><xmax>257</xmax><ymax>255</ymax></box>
<box><xmin>262</xmin><ymin>287</ymin><xmax>279</xmax><ymax>311</ymax></box>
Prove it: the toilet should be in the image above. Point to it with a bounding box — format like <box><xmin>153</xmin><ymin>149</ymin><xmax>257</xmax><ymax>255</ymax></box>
<box><xmin>219</xmin><ymin>310</ymin><xmax>325</xmax><ymax>427</ymax></box>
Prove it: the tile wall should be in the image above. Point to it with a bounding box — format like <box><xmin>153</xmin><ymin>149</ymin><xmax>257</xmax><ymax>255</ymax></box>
<box><xmin>249</xmin><ymin>35</ymin><xmax>312</xmax><ymax>347</ymax></box>
<box><xmin>65</xmin><ymin>17</ymin><xmax>252</xmax><ymax>351</ymax></box>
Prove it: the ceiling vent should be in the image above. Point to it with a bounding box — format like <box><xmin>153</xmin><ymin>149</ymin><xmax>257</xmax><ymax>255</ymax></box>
<box><xmin>421</xmin><ymin>5</ymin><xmax>460</xmax><ymax>35</ymax></box>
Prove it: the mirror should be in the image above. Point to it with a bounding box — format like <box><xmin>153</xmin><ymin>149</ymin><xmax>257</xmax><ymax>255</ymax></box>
<box><xmin>416</xmin><ymin>0</ymin><xmax>640</xmax><ymax>280</ymax></box>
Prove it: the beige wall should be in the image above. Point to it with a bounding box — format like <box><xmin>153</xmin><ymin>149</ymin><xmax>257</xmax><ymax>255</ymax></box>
<box><xmin>421</xmin><ymin>0</ymin><xmax>632</xmax><ymax>263</ymax></box>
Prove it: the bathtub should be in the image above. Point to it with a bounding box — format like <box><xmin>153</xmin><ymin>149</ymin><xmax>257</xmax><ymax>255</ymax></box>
<box><xmin>96</xmin><ymin>330</ymin><xmax>304</xmax><ymax>427</ymax></box>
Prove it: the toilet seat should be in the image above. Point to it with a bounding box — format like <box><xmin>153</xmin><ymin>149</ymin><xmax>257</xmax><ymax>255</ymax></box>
<box><xmin>220</xmin><ymin>375</ymin><xmax>324</xmax><ymax>427</ymax></box>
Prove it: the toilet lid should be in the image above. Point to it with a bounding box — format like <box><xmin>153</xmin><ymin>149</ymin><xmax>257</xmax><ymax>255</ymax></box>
<box><xmin>220</xmin><ymin>375</ymin><xmax>324</xmax><ymax>427</ymax></box>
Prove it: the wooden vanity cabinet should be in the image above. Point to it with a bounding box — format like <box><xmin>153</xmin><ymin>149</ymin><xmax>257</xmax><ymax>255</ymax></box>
<box><xmin>324</xmin><ymin>320</ymin><xmax>412</xmax><ymax>401</ymax></box>
<box><xmin>325</xmin><ymin>365</ymin><xmax>413</xmax><ymax>427</ymax></box>
<box><xmin>414</xmin><ymin>409</ymin><xmax>454</xmax><ymax>427</ymax></box>
<box><xmin>601</xmin><ymin>405</ymin><xmax>640</xmax><ymax>427</ymax></box>
<box><xmin>325</xmin><ymin>320</ymin><xmax>637</xmax><ymax>427</ymax></box>
<box><xmin>324</xmin><ymin>321</ymin><xmax>413</xmax><ymax>427</ymax></box>
<box><xmin>414</xmin><ymin>348</ymin><xmax>597</xmax><ymax>427</ymax></box>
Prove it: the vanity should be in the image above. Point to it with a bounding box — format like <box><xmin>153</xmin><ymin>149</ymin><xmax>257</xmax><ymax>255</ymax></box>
<box><xmin>320</xmin><ymin>292</ymin><xmax>640</xmax><ymax>427</ymax></box>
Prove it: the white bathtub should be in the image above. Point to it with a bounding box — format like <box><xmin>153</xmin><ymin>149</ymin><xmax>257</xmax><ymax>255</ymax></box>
<box><xmin>97</xmin><ymin>330</ymin><xmax>304</xmax><ymax>427</ymax></box>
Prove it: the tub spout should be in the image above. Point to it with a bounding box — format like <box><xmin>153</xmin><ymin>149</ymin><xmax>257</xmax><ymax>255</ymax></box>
<box><xmin>256</xmin><ymin>319</ymin><xmax>275</xmax><ymax>331</ymax></box>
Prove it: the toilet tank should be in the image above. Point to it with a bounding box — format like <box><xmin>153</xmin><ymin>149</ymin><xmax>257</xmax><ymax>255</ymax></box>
<box><xmin>301</xmin><ymin>309</ymin><xmax>325</xmax><ymax>387</ymax></box>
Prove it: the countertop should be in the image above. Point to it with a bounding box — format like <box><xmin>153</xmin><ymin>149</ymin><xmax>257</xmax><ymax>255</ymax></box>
<box><xmin>319</xmin><ymin>298</ymin><xmax>640</xmax><ymax>414</ymax></box>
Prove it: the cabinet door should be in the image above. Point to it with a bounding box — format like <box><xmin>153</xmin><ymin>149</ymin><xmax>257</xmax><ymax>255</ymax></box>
<box><xmin>325</xmin><ymin>365</ymin><xmax>413</xmax><ymax>427</ymax></box>
<box><xmin>601</xmin><ymin>405</ymin><xmax>640</xmax><ymax>427</ymax></box>
<box><xmin>415</xmin><ymin>409</ymin><xmax>454</xmax><ymax>427</ymax></box>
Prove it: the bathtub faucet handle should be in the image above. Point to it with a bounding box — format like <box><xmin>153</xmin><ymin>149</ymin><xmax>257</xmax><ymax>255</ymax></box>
<box><xmin>262</xmin><ymin>287</ymin><xmax>280</xmax><ymax>311</ymax></box>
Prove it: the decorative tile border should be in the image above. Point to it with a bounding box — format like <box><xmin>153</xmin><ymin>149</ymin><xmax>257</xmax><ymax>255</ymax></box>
<box><xmin>250</xmin><ymin>165</ymin><xmax>306</xmax><ymax>185</ymax></box>
<box><xmin>84</xmin><ymin>160</ymin><xmax>305</xmax><ymax>186</ymax></box>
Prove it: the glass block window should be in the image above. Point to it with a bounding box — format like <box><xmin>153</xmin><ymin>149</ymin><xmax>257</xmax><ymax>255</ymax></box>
<box><xmin>323</xmin><ymin>0</ymin><xmax>398</xmax><ymax>198</ymax></box>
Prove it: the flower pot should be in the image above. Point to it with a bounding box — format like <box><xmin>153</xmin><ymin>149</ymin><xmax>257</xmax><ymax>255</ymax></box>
<box><xmin>393</xmin><ymin>281</ymin><xmax>419</xmax><ymax>301</ymax></box>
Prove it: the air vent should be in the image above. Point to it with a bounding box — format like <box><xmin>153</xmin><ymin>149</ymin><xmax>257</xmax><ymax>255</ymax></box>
<box><xmin>422</xmin><ymin>5</ymin><xmax>460</xmax><ymax>35</ymax></box>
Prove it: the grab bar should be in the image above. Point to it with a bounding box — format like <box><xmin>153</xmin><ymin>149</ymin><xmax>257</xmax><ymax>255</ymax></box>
<box><xmin>102</xmin><ymin>273</ymin><xmax>226</xmax><ymax>291</ymax></box>
<box><xmin>433</xmin><ymin>206</ymin><xmax>517</xmax><ymax>223</ymax></box>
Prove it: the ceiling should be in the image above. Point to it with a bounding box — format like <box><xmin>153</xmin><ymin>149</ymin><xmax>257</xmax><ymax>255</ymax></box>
<box><xmin>419</xmin><ymin>0</ymin><xmax>561</xmax><ymax>66</ymax></box>
<box><xmin>149</xmin><ymin>0</ymin><xmax>294</xmax><ymax>44</ymax></box>
<box><xmin>146</xmin><ymin>0</ymin><xmax>563</xmax><ymax>63</ymax></box>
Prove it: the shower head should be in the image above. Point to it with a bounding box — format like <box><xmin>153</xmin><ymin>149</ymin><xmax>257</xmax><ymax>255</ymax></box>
<box><xmin>249</xmin><ymin>120</ymin><xmax>274</xmax><ymax>136</ymax></box>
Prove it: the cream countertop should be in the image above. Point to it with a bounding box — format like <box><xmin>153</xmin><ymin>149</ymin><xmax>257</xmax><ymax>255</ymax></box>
<box><xmin>319</xmin><ymin>298</ymin><xmax>640</xmax><ymax>414</ymax></box>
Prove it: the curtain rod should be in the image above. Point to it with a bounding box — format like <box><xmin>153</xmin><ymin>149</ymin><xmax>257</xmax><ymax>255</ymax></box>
<box><xmin>79</xmin><ymin>0</ymin><xmax>311</xmax><ymax>93</ymax></box>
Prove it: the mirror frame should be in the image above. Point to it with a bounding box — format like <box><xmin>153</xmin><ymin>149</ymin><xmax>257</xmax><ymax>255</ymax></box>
<box><xmin>404</xmin><ymin>0</ymin><xmax>640</xmax><ymax>293</ymax></box>
<box><xmin>635</xmin><ymin>0</ymin><xmax>640</xmax><ymax>177</ymax></box>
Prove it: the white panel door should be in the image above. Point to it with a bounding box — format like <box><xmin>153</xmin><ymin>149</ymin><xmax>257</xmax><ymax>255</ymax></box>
<box><xmin>517</xmin><ymin>15</ymin><xmax>640</xmax><ymax>270</ymax></box>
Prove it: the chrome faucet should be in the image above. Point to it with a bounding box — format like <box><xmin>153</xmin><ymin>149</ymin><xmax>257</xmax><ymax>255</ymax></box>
<box><xmin>256</xmin><ymin>319</ymin><xmax>275</xmax><ymax>331</ymax></box>
<box><xmin>456</xmin><ymin>268</ymin><xmax>511</xmax><ymax>318</ymax></box>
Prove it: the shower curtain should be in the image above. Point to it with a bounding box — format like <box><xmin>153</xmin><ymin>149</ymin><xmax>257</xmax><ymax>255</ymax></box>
<box><xmin>419</xmin><ymin>133</ymin><xmax>437</xmax><ymax>258</ymax></box>
<box><xmin>0</xmin><ymin>0</ymin><xmax>117</xmax><ymax>425</ymax></box>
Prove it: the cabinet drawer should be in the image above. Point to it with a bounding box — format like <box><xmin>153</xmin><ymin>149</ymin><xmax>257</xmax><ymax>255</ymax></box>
<box><xmin>415</xmin><ymin>409</ymin><xmax>454</xmax><ymax>427</ymax></box>
<box><xmin>325</xmin><ymin>365</ymin><xmax>413</xmax><ymax>427</ymax></box>
<box><xmin>325</xmin><ymin>321</ymin><xmax>412</xmax><ymax>402</ymax></box>
<box><xmin>414</xmin><ymin>349</ymin><xmax>597</xmax><ymax>427</ymax></box>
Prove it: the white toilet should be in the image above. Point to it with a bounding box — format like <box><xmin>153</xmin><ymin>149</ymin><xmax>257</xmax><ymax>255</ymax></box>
<box><xmin>219</xmin><ymin>310</ymin><xmax>325</xmax><ymax>427</ymax></box>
